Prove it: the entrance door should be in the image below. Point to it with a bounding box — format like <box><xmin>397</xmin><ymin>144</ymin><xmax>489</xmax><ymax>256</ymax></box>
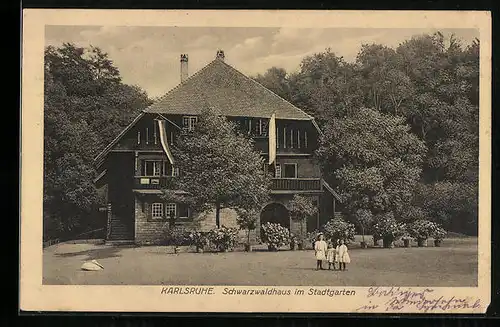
<box><xmin>260</xmin><ymin>203</ymin><xmax>290</xmax><ymax>240</ymax></box>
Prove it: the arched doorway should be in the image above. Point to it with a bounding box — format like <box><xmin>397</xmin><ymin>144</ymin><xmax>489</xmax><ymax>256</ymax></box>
<box><xmin>260</xmin><ymin>203</ymin><xmax>290</xmax><ymax>240</ymax></box>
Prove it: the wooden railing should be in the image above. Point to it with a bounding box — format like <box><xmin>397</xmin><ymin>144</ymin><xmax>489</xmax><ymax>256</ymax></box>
<box><xmin>271</xmin><ymin>178</ymin><xmax>321</xmax><ymax>191</ymax></box>
<box><xmin>134</xmin><ymin>176</ymin><xmax>321</xmax><ymax>192</ymax></box>
<box><xmin>133</xmin><ymin>176</ymin><xmax>175</xmax><ymax>189</ymax></box>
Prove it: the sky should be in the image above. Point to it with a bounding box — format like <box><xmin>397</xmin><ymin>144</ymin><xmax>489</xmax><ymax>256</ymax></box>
<box><xmin>45</xmin><ymin>26</ymin><xmax>479</xmax><ymax>99</ymax></box>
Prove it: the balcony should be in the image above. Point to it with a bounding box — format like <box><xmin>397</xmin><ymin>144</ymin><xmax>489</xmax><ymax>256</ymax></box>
<box><xmin>134</xmin><ymin>176</ymin><xmax>322</xmax><ymax>194</ymax></box>
<box><xmin>133</xmin><ymin>176</ymin><xmax>175</xmax><ymax>189</ymax></box>
<box><xmin>271</xmin><ymin>178</ymin><xmax>322</xmax><ymax>193</ymax></box>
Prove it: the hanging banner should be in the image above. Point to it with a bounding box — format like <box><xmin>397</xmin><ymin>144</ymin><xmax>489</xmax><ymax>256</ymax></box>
<box><xmin>268</xmin><ymin>113</ymin><xmax>276</xmax><ymax>165</ymax></box>
<box><xmin>157</xmin><ymin>119</ymin><xmax>175</xmax><ymax>164</ymax></box>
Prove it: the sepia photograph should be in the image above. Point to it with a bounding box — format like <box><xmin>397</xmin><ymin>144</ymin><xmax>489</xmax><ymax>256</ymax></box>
<box><xmin>21</xmin><ymin>10</ymin><xmax>491</xmax><ymax>313</ymax></box>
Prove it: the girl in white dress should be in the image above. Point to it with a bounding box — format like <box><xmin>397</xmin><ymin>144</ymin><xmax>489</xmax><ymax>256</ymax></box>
<box><xmin>314</xmin><ymin>233</ymin><xmax>327</xmax><ymax>270</ymax></box>
<box><xmin>334</xmin><ymin>239</ymin><xmax>341</xmax><ymax>270</ymax></box>
<box><xmin>338</xmin><ymin>239</ymin><xmax>351</xmax><ymax>271</ymax></box>
<box><xmin>326</xmin><ymin>241</ymin><xmax>335</xmax><ymax>270</ymax></box>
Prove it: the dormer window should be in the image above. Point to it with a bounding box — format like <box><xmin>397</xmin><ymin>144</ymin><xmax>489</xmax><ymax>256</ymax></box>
<box><xmin>182</xmin><ymin>116</ymin><xmax>197</xmax><ymax>132</ymax></box>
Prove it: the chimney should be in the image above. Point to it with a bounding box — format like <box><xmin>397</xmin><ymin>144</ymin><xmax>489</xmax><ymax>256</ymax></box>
<box><xmin>180</xmin><ymin>54</ymin><xmax>188</xmax><ymax>83</ymax></box>
<box><xmin>216</xmin><ymin>50</ymin><xmax>225</xmax><ymax>61</ymax></box>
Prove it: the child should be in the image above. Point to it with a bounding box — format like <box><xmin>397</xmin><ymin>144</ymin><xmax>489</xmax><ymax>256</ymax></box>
<box><xmin>334</xmin><ymin>239</ymin><xmax>341</xmax><ymax>269</ymax></box>
<box><xmin>338</xmin><ymin>239</ymin><xmax>351</xmax><ymax>271</ymax></box>
<box><xmin>326</xmin><ymin>241</ymin><xmax>336</xmax><ymax>270</ymax></box>
<box><xmin>314</xmin><ymin>233</ymin><xmax>327</xmax><ymax>270</ymax></box>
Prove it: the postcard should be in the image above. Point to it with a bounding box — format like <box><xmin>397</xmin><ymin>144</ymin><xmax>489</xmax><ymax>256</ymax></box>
<box><xmin>20</xmin><ymin>9</ymin><xmax>491</xmax><ymax>313</ymax></box>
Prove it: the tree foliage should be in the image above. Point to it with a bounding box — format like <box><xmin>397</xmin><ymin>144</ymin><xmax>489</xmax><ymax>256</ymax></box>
<box><xmin>257</xmin><ymin>32</ymin><xmax>479</xmax><ymax>235</ymax></box>
<box><xmin>168</xmin><ymin>108</ymin><xmax>271</xmax><ymax>228</ymax></box>
<box><xmin>44</xmin><ymin>43</ymin><xmax>152</xmax><ymax>241</ymax></box>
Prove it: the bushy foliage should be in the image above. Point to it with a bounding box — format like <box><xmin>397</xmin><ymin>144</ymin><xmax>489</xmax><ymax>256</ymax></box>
<box><xmin>407</xmin><ymin>219</ymin><xmax>445</xmax><ymax>241</ymax></box>
<box><xmin>163</xmin><ymin>226</ymin><xmax>191</xmax><ymax>246</ymax></box>
<box><xmin>372</xmin><ymin>212</ymin><xmax>407</xmax><ymax>242</ymax></box>
<box><xmin>322</xmin><ymin>217</ymin><xmax>356</xmax><ymax>243</ymax></box>
<box><xmin>188</xmin><ymin>231</ymin><xmax>210</xmax><ymax>249</ymax></box>
<box><xmin>261</xmin><ymin>222</ymin><xmax>291</xmax><ymax>249</ymax></box>
<box><xmin>207</xmin><ymin>226</ymin><xmax>239</xmax><ymax>251</ymax></box>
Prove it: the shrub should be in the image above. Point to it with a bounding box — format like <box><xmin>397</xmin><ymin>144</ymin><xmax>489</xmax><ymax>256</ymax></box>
<box><xmin>372</xmin><ymin>212</ymin><xmax>406</xmax><ymax>246</ymax></box>
<box><xmin>188</xmin><ymin>231</ymin><xmax>210</xmax><ymax>249</ymax></box>
<box><xmin>407</xmin><ymin>219</ymin><xmax>443</xmax><ymax>241</ymax></box>
<box><xmin>207</xmin><ymin>226</ymin><xmax>239</xmax><ymax>252</ymax></box>
<box><xmin>163</xmin><ymin>225</ymin><xmax>190</xmax><ymax>246</ymax></box>
<box><xmin>432</xmin><ymin>225</ymin><xmax>447</xmax><ymax>241</ymax></box>
<box><xmin>321</xmin><ymin>217</ymin><xmax>356</xmax><ymax>243</ymax></box>
<box><xmin>261</xmin><ymin>222</ymin><xmax>291</xmax><ymax>249</ymax></box>
<box><xmin>307</xmin><ymin>230</ymin><xmax>320</xmax><ymax>248</ymax></box>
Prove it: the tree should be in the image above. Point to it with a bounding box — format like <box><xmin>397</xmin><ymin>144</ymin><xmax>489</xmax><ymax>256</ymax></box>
<box><xmin>44</xmin><ymin>43</ymin><xmax>152</xmax><ymax>241</ymax></box>
<box><xmin>288</xmin><ymin>195</ymin><xmax>318</xmax><ymax>247</ymax></box>
<box><xmin>253</xmin><ymin>67</ymin><xmax>292</xmax><ymax>101</ymax></box>
<box><xmin>168</xmin><ymin>108</ymin><xmax>271</xmax><ymax>228</ymax></box>
<box><xmin>316</xmin><ymin>108</ymin><xmax>427</xmax><ymax>218</ymax></box>
<box><xmin>236</xmin><ymin>208</ymin><xmax>259</xmax><ymax>250</ymax></box>
<box><xmin>354</xmin><ymin>209</ymin><xmax>373</xmax><ymax>246</ymax></box>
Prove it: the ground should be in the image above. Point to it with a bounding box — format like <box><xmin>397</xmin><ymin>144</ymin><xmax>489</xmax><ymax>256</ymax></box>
<box><xmin>43</xmin><ymin>237</ymin><xmax>477</xmax><ymax>286</ymax></box>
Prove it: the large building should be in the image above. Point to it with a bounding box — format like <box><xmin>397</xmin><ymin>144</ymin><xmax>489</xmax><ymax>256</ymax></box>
<box><xmin>94</xmin><ymin>50</ymin><xmax>342</xmax><ymax>245</ymax></box>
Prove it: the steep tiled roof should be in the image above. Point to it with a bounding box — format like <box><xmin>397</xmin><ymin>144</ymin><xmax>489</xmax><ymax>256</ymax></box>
<box><xmin>144</xmin><ymin>58</ymin><xmax>313</xmax><ymax>121</ymax></box>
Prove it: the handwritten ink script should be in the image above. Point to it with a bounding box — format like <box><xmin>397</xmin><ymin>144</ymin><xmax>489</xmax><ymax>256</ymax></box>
<box><xmin>355</xmin><ymin>287</ymin><xmax>482</xmax><ymax>313</ymax></box>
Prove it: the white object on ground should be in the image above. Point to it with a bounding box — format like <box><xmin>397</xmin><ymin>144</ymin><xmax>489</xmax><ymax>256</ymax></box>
<box><xmin>81</xmin><ymin>259</ymin><xmax>104</xmax><ymax>271</ymax></box>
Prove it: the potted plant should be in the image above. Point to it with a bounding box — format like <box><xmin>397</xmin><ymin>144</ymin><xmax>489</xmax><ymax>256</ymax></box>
<box><xmin>189</xmin><ymin>231</ymin><xmax>209</xmax><ymax>253</ymax></box>
<box><xmin>163</xmin><ymin>226</ymin><xmax>189</xmax><ymax>254</ymax></box>
<box><xmin>207</xmin><ymin>226</ymin><xmax>239</xmax><ymax>252</ymax></box>
<box><xmin>322</xmin><ymin>216</ymin><xmax>356</xmax><ymax>245</ymax></box>
<box><xmin>290</xmin><ymin>233</ymin><xmax>297</xmax><ymax>251</ymax></box>
<box><xmin>261</xmin><ymin>222</ymin><xmax>290</xmax><ymax>251</ymax></box>
<box><xmin>236</xmin><ymin>208</ymin><xmax>258</xmax><ymax>252</ymax></box>
<box><xmin>408</xmin><ymin>220</ymin><xmax>441</xmax><ymax>247</ymax></box>
<box><xmin>433</xmin><ymin>226</ymin><xmax>447</xmax><ymax>247</ymax></box>
<box><xmin>289</xmin><ymin>195</ymin><xmax>318</xmax><ymax>250</ymax></box>
<box><xmin>372</xmin><ymin>212</ymin><xmax>406</xmax><ymax>248</ymax></box>
<box><xmin>355</xmin><ymin>209</ymin><xmax>373</xmax><ymax>249</ymax></box>
<box><xmin>401</xmin><ymin>232</ymin><xmax>412</xmax><ymax>248</ymax></box>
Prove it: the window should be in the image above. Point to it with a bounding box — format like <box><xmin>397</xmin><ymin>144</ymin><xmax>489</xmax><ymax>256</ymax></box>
<box><xmin>137</xmin><ymin>131</ymin><xmax>141</xmax><ymax>144</ymax></box>
<box><xmin>283</xmin><ymin>163</ymin><xmax>297</xmax><ymax>178</ymax></box>
<box><xmin>275</xmin><ymin>164</ymin><xmax>282</xmax><ymax>178</ymax></box>
<box><xmin>283</xmin><ymin>127</ymin><xmax>287</xmax><ymax>148</ymax></box>
<box><xmin>165</xmin><ymin>203</ymin><xmax>176</xmax><ymax>219</ymax></box>
<box><xmin>178</xmin><ymin>204</ymin><xmax>189</xmax><ymax>219</ymax></box>
<box><xmin>183</xmin><ymin>116</ymin><xmax>197</xmax><ymax>132</ymax></box>
<box><xmin>304</xmin><ymin>131</ymin><xmax>308</xmax><ymax>148</ymax></box>
<box><xmin>172</xmin><ymin>167</ymin><xmax>180</xmax><ymax>177</ymax></box>
<box><xmin>297</xmin><ymin>130</ymin><xmax>301</xmax><ymax>149</ymax></box>
<box><xmin>153</xmin><ymin>161</ymin><xmax>162</xmax><ymax>176</ymax></box>
<box><xmin>152</xmin><ymin>203</ymin><xmax>164</xmax><ymax>219</ymax></box>
<box><xmin>290</xmin><ymin>128</ymin><xmax>294</xmax><ymax>148</ymax></box>
<box><xmin>143</xmin><ymin>160</ymin><xmax>163</xmax><ymax>176</ymax></box>
<box><xmin>154</xmin><ymin>122</ymin><xmax>158</xmax><ymax>144</ymax></box>
<box><xmin>146</xmin><ymin>127</ymin><xmax>149</xmax><ymax>144</ymax></box>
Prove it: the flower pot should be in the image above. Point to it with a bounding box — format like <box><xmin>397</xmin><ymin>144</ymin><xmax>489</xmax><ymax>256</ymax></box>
<box><xmin>417</xmin><ymin>239</ymin><xmax>427</xmax><ymax>247</ymax></box>
<box><xmin>434</xmin><ymin>239</ymin><xmax>442</xmax><ymax>247</ymax></box>
<box><xmin>360</xmin><ymin>241</ymin><xmax>368</xmax><ymax>249</ymax></box>
<box><xmin>403</xmin><ymin>239</ymin><xmax>411</xmax><ymax>248</ymax></box>
<box><xmin>268</xmin><ymin>244</ymin><xmax>278</xmax><ymax>252</ymax></box>
<box><xmin>382</xmin><ymin>238</ymin><xmax>394</xmax><ymax>248</ymax></box>
<box><xmin>244</xmin><ymin>244</ymin><xmax>252</xmax><ymax>252</ymax></box>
